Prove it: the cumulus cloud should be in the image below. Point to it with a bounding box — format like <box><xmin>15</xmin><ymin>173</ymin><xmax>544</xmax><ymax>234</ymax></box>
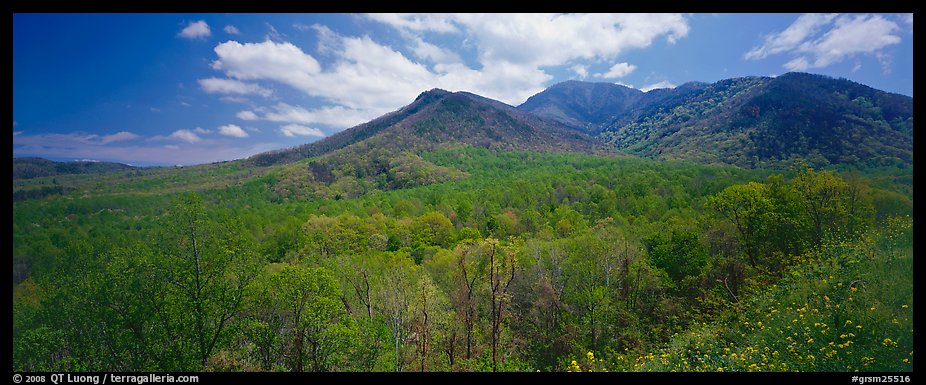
<box><xmin>198</xmin><ymin>77</ymin><xmax>272</xmax><ymax>97</ymax></box>
<box><xmin>202</xmin><ymin>13</ymin><xmax>690</xmax><ymax>131</ymax></box>
<box><xmin>595</xmin><ymin>62</ymin><xmax>637</xmax><ymax>79</ymax></box>
<box><xmin>410</xmin><ymin>35</ymin><xmax>462</xmax><ymax>65</ymax></box>
<box><xmin>244</xmin><ymin>103</ymin><xmax>373</xmax><ymax>129</ymax></box>
<box><xmin>236</xmin><ymin>110</ymin><xmax>259</xmax><ymax>120</ymax></box>
<box><xmin>169</xmin><ymin>128</ymin><xmax>208</xmax><ymax>143</ymax></box>
<box><xmin>212</xmin><ymin>40</ymin><xmax>321</xmax><ymax>91</ymax></box>
<box><xmin>279</xmin><ymin>124</ymin><xmax>325</xmax><ymax>137</ymax></box>
<box><xmin>640</xmin><ymin>81</ymin><xmax>676</xmax><ymax>92</ymax></box>
<box><xmin>224</xmin><ymin>25</ymin><xmax>240</xmax><ymax>35</ymax></box>
<box><xmin>218</xmin><ymin>124</ymin><xmax>249</xmax><ymax>138</ymax></box>
<box><xmin>366</xmin><ymin>13</ymin><xmax>460</xmax><ymax>33</ymax></box>
<box><xmin>570</xmin><ymin>64</ymin><xmax>589</xmax><ymax>79</ymax></box>
<box><xmin>746</xmin><ymin>14</ymin><xmax>902</xmax><ymax>72</ymax></box>
<box><xmin>179</xmin><ymin>20</ymin><xmax>211</xmax><ymax>39</ymax></box>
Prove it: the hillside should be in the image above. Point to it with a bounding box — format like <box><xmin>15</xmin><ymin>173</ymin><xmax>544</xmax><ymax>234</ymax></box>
<box><xmin>591</xmin><ymin>73</ymin><xmax>913</xmax><ymax>168</ymax></box>
<box><xmin>13</xmin><ymin>157</ymin><xmax>137</xmax><ymax>180</ymax></box>
<box><xmin>250</xmin><ymin>89</ymin><xmax>602</xmax><ymax>167</ymax></box>
<box><xmin>518</xmin><ymin>80</ymin><xmax>645</xmax><ymax>133</ymax></box>
<box><xmin>249</xmin><ymin>89</ymin><xmax>607</xmax><ymax>200</ymax></box>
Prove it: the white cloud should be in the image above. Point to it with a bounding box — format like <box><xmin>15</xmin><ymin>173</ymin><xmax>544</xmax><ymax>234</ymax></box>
<box><xmin>212</xmin><ymin>40</ymin><xmax>321</xmax><ymax>91</ymax></box>
<box><xmin>198</xmin><ymin>77</ymin><xmax>272</xmax><ymax>97</ymax></box>
<box><xmin>784</xmin><ymin>57</ymin><xmax>810</xmax><ymax>71</ymax></box>
<box><xmin>265</xmin><ymin>23</ymin><xmax>286</xmax><ymax>42</ymax></box>
<box><xmin>447</xmin><ymin>14</ymin><xmax>687</xmax><ymax>69</ymax></box>
<box><xmin>293</xmin><ymin>23</ymin><xmax>313</xmax><ymax>32</ymax></box>
<box><xmin>179</xmin><ymin>20</ymin><xmax>211</xmax><ymax>39</ymax></box>
<box><xmin>746</xmin><ymin>14</ymin><xmax>902</xmax><ymax>71</ymax></box>
<box><xmin>236</xmin><ymin>110</ymin><xmax>259</xmax><ymax>120</ymax></box>
<box><xmin>310</xmin><ymin>23</ymin><xmax>341</xmax><ymax>54</ymax></box>
<box><xmin>279</xmin><ymin>124</ymin><xmax>325</xmax><ymax>137</ymax></box>
<box><xmin>640</xmin><ymin>81</ymin><xmax>676</xmax><ymax>92</ymax></box>
<box><xmin>218</xmin><ymin>124</ymin><xmax>249</xmax><ymax>138</ymax></box>
<box><xmin>100</xmin><ymin>131</ymin><xmax>140</xmax><ymax>144</ymax></box>
<box><xmin>169</xmin><ymin>129</ymin><xmax>204</xmax><ymax>143</ymax></box>
<box><xmin>224</xmin><ymin>25</ymin><xmax>240</xmax><ymax>35</ymax></box>
<box><xmin>744</xmin><ymin>13</ymin><xmax>838</xmax><ymax>60</ymax></box>
<box><xmin>192</xmin><ymin>127</ymin><xmax>212</xmax><ymax>134</ymax></box>
<box><xmin>410</xmin><ymin>35</ymin><xmax>462</xmax><ymax>65</ymax></box>
<box><xmin>570</xmin><ymin>64</ymin><xmax>588</xmax><ymax>79</ymax></box>
<box><xmin>203</xmin><ymin>13</ymin><xmax>691</xmax><ymax>134</ymax></box>
<box><xmin>220</xmin><ymin>96</ymin><xmax>251</xmax><ymax>104</ymax></box>
<box><xmin>260</xmin><ymin>103</ymin><xmax>374</xmax><ymax>129</ymax></box>
<box><xmin>366</xmin><ymin>13</ymin><xmax>460</xmax><ymax>33</ymax></box>
<box><xmin>808</xmin><ymin>15</ymin><xmax>900</xmax><ymax>68</ymax></box>
<box><xmin>594</xmin><ymin>62</ymin><xmax>637</xmax><ymax>79</ymax></box>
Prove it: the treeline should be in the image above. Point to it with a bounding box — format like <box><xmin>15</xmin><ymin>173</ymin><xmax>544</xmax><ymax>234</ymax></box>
<box><xmin>13</xmin><ymin>156</ymin><xmax>911</xmax><ymax>372</ymax></box>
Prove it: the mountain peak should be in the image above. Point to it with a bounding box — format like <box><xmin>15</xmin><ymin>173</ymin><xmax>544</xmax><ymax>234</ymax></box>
<box><xmin>518</xmin><ymin>80</ymin><xmax>644</xmax><ymax>132</ymax></box>
<box><xmin>415</xmin><ymin>88</ymin><xmax>452</xmax><ymax>101</ymax></box>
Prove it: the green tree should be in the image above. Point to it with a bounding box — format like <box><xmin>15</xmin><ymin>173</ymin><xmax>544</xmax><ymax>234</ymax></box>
<box><xmin>412</xmin><ymin>211</ymin><xmax>456</xmax><ymax>247</ymax></box>
<box><xmin>790</xmin><ymin>168</ymin><xmax>849</xmax><ymax>244</ymax></box>
<box><xmin>252</xmin><ymin>265</ymin><xmax>357</xmax><ymax>371</ymax></box>
<box><xmin>706</xmin><ymin>182</ymin><xmax>773</xmax><ymax>266</ymax></box>
<box><xmin>157</xmin><ymin>193</ymin><xmax>259</xmax><ymax>369</ymax></box>
<box><xmin>643</xmin><ymin>229</ymin><xmax>708</xmax><ymax>287</ymax></box>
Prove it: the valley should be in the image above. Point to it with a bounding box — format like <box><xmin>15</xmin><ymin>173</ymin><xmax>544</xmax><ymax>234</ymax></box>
<box><xmin>12</xmin><ymin>73</ymin><xmax>914</xmax><ymax>373</ymax></box>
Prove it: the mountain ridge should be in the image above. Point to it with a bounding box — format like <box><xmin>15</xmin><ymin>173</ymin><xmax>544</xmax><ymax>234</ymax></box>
<box><xmin>520</xmin><ymin>72</ymin><xmax>912</xmax><ymax>168</ymax></box>
<box><xmin>13</xmin><ymin>157</ymin><xmax>138</xmax><ymax>180</ymax></box>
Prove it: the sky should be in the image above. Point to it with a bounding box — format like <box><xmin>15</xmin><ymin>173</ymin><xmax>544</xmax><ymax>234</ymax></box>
<box><xmin>12</xmin><ymin>13</ymin><xmax>914</xmax><ymax>166</ymax></box>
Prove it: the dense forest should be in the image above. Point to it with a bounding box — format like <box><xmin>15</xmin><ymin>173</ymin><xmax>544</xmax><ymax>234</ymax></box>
<box><xmin>524</xmin><ymin>73</ymin><xmax>913</xmax><ymax>169</ymax></box>
<box><xmin>13</xmin><ymin>147</ymin><xmax>913</xmax><ymax>372</ymax></box>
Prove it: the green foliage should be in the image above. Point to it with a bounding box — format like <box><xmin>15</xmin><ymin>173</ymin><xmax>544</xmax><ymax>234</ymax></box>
<box><xmin>597</xmin><ymin>73</ymin><xmax>912</xmax><ymax>169</ymax></box>
<box><xmin>633</xmin><ymin>218</ymin><xmax>913</xmax><ymax>372</ymax></box>
<box><xmin>12</xmin><ymin>147</ymin><xmax>912</xmax><ymax>372</ymax></box>
<box><xmin>644</xmin><ymin>229</ymin><xmax>709</xmax><ymax>286</ymax></box>
<box><xmin>245</xmin><ymin>264</ymin><xmax>359</xmax><ymax>371</ymax></box>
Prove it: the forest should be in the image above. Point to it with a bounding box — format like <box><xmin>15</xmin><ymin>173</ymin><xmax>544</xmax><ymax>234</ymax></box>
<box><xmin>12</xmin><ymin>146</ymin><xmax>913</xmax><ymax>372</ymax></box>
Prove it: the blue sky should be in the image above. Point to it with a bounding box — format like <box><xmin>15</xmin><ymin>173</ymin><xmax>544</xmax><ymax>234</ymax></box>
<box><xmin>13</xmin><ymin>13</ymin><xmax>914</xmax><ymax>166</ymax></box>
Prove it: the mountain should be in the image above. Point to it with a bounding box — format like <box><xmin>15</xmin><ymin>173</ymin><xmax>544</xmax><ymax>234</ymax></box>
<box><xmin>517</xmin><ymin>80</ymin><xmax>644</xmax><ymax>133</ymax></box>
<box><xmin>522</xmin><ymin>73</ymin><xmax>913</xmax><ymax>168</ymax></box>
<box><xmin>600</xmin><ymin>73</ymin><xmax>913</xmax><ymax>168</ymax></box>
<box><xmin>250</xmin><ymin>89</ymin><xmax>603</xmax><ymax>168</ymax></box>
<box><xmin>248</xmin><ymin>88</ymin><xmax>607</xmax><ymax>200</ymax></box>
<box><xmin>13</xmin><ymin>157</ymin><xmax>137</xmax><ymax>180</ymax></box>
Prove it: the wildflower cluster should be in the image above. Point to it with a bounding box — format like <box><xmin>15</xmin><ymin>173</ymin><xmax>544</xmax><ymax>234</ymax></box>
<box><xmin>630</xmin><ymin>226</ymin><xmax>912</xmax><ymax>372</ymax></box>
